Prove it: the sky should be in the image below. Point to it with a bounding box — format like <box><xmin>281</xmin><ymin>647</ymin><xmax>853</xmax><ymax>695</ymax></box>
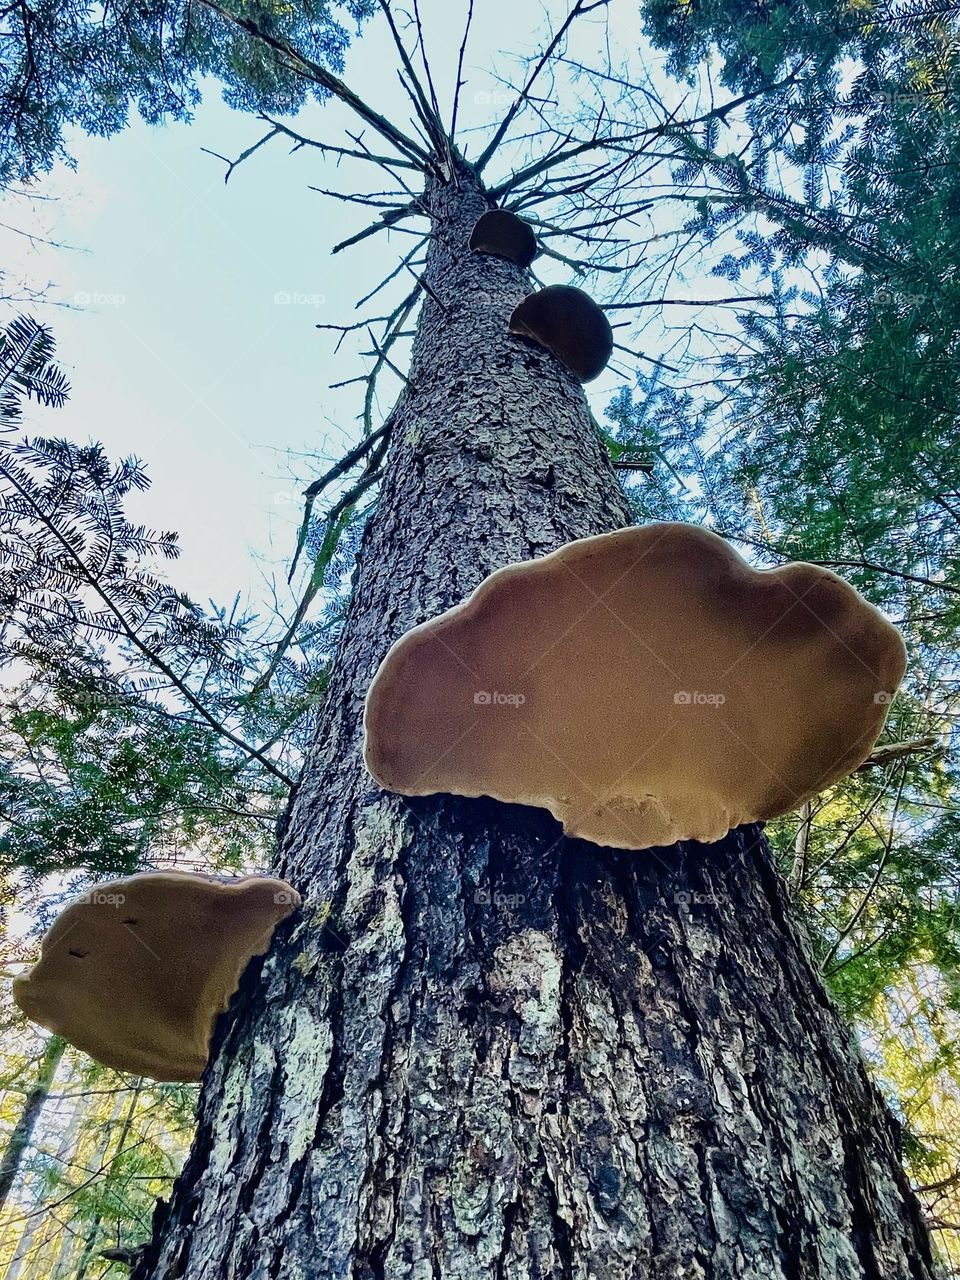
<box><xmin>0</xmin><ymin>0</ymin><xmax>680</xmax><ymax>622</ymax></box>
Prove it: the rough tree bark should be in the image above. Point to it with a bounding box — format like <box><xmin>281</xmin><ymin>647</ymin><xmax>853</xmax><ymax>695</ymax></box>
<box><xmin>134</xmin><ymin>164</ymin><xmax>940</xmax><ymax>1279</ymax></box>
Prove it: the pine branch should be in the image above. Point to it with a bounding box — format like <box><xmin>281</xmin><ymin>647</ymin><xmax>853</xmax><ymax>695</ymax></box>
<box><xmin>0</xmin><ymin>459</ymin><xmax>293</xmax><ymax>785</ymax></box>
<box><xmin>0</xmin><ymin>316</ymin><xmax>69</xmax><ymax>426</ymax></box>
<box><xmin>198</xmin><ymin>0</ymin><xmax>431</xmax><ymax>168</ymax></box>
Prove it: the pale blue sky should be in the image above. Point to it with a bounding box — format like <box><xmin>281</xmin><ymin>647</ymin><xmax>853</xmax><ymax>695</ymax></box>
<box><xmin>0</xmin><ymin>0</ymin><xmax>714</xmax><ymax>619</ymax></box>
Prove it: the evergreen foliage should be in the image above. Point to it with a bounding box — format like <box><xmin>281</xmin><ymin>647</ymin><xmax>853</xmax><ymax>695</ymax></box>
<box><xmin>0</xmin><ymin>314</ymin><xmax>331</xmax><ymax>884</ymax></box>
<box><xmin>0</xmin><ymin>0</ymin><xmax>374</xmax><ymax>186</ymax></box>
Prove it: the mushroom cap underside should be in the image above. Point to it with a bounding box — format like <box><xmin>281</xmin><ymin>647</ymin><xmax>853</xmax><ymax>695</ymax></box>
<box><xmin>363</xmin><ymin>523</ymin><xmax>906</xmax><ymax>850</ymax></box>
<box><xmin>509</xmin><ymin>284</ymin><xmax>613</xmax><ymax>382</ymax></box>
<box><xmin>13</xmin><ymin>872</ymin><xmax>300</xmax><ymax>1081</ymax></box>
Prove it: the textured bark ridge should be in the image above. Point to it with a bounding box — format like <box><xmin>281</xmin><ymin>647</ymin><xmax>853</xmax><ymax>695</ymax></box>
<box><xmin>134</xmin><ymin>167</ymin><xmax>940</xmax><ymax>1279</ymax></box>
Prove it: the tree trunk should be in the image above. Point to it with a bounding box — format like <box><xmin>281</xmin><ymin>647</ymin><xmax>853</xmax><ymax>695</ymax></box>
<box><xmin>72</xmin><ymin>1081</ymin><xmax>145</xmax><ymax>1280</ymax></box>
<box><xmin>0</xmin><ymin>1034</ymin><xmax>65</xmax><ymax>1216</ymax></box>
<box><xmin>134</xmin><ymin>164</ymin><xmax>939</xmax><ymax>1279</ymax></box>
<box><xmin>2</xmin><ymin>1039</ymin><xmax>82</xmax><ymax>1280</ymax></box>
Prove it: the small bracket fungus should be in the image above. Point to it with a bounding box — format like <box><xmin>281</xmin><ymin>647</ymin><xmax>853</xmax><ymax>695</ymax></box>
<box><xmin>508</xmin><ymin>284</ymin><xmax>613</xmax><ymax>383</ymax></box>
<box><xmin>13</xmin><ymin>872</ymin><xmax>300</xmax><ymax>1082</ymax></box>
<box><xmin>363</xmin><ymin>524</ymin><xmax>906</xmax><ymax>851</ymax></box>
<box><xmin>469</xmin><ymin>209</ymin><xmax>538</xmax><ymax>268</ymax></box>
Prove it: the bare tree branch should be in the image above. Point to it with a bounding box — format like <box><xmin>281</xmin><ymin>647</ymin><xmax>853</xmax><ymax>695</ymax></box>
<box><xmin>377</xmin><ymin>0</ymin><xmax>448</xmax><ymax>160</ymax></box>
<box><xmin>603</xmin><ymin>294</ymin><xmax>773</xmax><ymax>310</ymax></box>
<box><xmin>306</xmin><ymin>186</ymin><xmax>411</xmax><ymax>209</ymax></box>
<box><xmin>857</xmin><ymin>736</ymin><xmax>941</xmax><ymax>771</ymax></box>
<box><xmin>449</xmin><ymin>0</ymin><xmax>476</xmax><ymax>141</ymax></box>
<box><xmin>201</xmin><ymin>127</ymin><xmax>282</xmax><ymax>183</ymax></box>
<box><xmin>488</xmin><ymin>70</ymin><xmax>807</xmax><ymax>202</ymax></box>
<box><xmin>717</xmin><ymin>532</ymin><xmax>960</xmax><ymax>597</ymax></box>
<box><xmin>821</xmin><ymin>773</ymin><xmax>907</xmax><ymax>974</ymax></box>
<box><xmin>264</xmin><ymin>115</ymin><xmax>421</xmax><ymax>170</ymax></box>
<box><xmin>412</xmin><ymin>0</ymin><xmax>444</xmax><ymax>128</ymax></box>
<box><xmin>474</xmin><ymin>0</ymin><xmax>610</xmax><ymax>173</ymax></box>
<box><xmin>331</xmin><ymin>201</ymin><xmax>424</xmax><ymax>253</ymax></box>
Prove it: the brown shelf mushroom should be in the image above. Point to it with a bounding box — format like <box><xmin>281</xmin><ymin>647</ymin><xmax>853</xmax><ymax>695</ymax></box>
<box><xmin>469</xmin><ymin>209</ymin><xmax>538</xmax><ymax>268</ymax></box>
<box><xmin>13</xmin><ymin>872</ymin><xmax>300</xmax><ymax>1082</ymax></box>
<box><xmin>509</xmin><ymin>284</ymin><xmax>613</xmax><ymax>382</ymax></box>
<box><xmin>364</xmin><ymin>523</ymin><xmax>906</xmax><ymax>851</ymax></box>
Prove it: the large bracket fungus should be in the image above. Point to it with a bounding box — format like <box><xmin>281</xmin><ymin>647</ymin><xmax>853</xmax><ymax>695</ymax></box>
<box><xmin>13</xmin><ymin>872</ymin><xmax>300</xmax><ymax>1082</ymax></box>
<box><xmin>509</xmin><ymin>284</ymin><xmax>613</xmax><ymax>382</ymax></box>
<box><xmin>364</xmin><ymin>523</ymin><xmax>906</xmax><ymax>851</ymax></box>
<box><xmin>469</xmin><ymin>209</ymin><xmax>538</xmax><ymax>268</ymax></box>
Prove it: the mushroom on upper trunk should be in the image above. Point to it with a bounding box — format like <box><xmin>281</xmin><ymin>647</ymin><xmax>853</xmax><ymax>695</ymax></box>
<box><xmin>469</xmin><ymin>208</ymin><xmax>538</xmax><ymax>267</ymax></box>
<box><xmin>509</xmin><ymin>284</ymin><xmax>614</xmax><ymax>382</ymax></box>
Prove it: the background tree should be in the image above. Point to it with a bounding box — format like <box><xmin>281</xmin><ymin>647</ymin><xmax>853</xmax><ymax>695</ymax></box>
<box><xmin>0</xmin><ymin>1013</ymin><xmax>194</xmax><ymax>1279</ymax></box>
<box><xmin>0</xmin><ymin>1034</ymin><xmax>64</xmax><ymax>1218</ymax></box>
<box><xmin>0</xmin><ymin>0</ymin><xmax>374</xmax><ymax>187</ymax></box>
